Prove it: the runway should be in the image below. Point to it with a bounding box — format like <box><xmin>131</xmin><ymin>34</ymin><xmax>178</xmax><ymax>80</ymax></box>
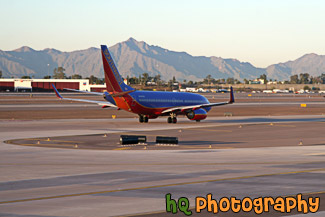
<box><xmin>0</xmin><ymin>115</ymin><xmax>324</xmax><ymax>216</ymax></box>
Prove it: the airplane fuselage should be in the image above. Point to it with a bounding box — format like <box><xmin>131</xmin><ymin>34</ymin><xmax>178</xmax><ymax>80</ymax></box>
<box><xmin>105</xmin><ymin>91</ymin><xmax>211</xmax><ymax>116</ymax></box>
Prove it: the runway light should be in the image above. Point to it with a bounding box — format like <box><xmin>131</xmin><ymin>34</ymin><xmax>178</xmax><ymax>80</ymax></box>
<box><xmin>74</xmin><ymin>144</ymin><xmax>78</xmax><ymax>148</ymax></box>
<box><xmin>239</xmin><ymin>125</ymin><xmax>242</xmax><ymax>128</ymax></box>
<box><xmin>103</xmin><ymin>134</ymin><xmax>107</xmax><ymax>137</ymax></box>
<box><xmin>37</xmin><ymin>140</ymin><xmax>40</xmax><ymax>144</ymax></box>
<box><xmin>179</xmin><ymin>129</ymin><xmax>182</xmax><ymax>133</ymax></box>
<box><xmin>301</xmin><ymin>104</ymin><xmax>307</xmax><ymax>108</ymax></box>
<box><xmin>112</xmin><ymin>115</ymin><xmax>116</xmax><ymax>119</ymax></box>
<box><xmin>144</xmin><ymin>146</ymin><xmax>147</xmax><ymax>150</ymax></box>
<box><xmin>270</xmin><ymin>123</ymin><xmax>274</xmax><ymax>126</ymax></box>
<box><xmin>299</xmin><ymin>140</ymin><xmax>303</xmax><ymax>146</ymax></box>
<box><xmin>209</xmin><ymin>145</ymin><xmax>212</xmax><ymax>148</ymax></box>
<box><xmin>47</xmin><ymin>137</ymin><xmax>51</xmax><ymax>141</ymax></box>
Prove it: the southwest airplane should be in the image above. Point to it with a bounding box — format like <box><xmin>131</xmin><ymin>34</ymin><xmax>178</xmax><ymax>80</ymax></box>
<box><xmin>53</xmin><ymin>45</ymin><xmax>234</xmax><ymax>123</ymax></box>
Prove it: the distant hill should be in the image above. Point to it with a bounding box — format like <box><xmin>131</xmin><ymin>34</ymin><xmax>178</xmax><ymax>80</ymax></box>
<box><xmin>266</xmin><ymin>53</ymin><xmax>325</xmax><ymax>80</ymax></box>
<box><xmin>0</xmin><ymin>38</ymin><xmax>324</xmax><ymax>81</ymax></box>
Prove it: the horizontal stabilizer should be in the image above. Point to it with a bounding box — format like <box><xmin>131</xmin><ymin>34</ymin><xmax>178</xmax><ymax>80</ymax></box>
<box><xmin>109</xmin><ymin>90</ymin><xmax>135</xmax><ymax>97</ymax></box>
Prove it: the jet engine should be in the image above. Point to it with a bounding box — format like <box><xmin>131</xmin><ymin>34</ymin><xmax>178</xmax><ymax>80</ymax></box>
<box><xmin>186</xmin><ymin>108</ymin><xmax>207</xmax><ymax>121</ymax></box>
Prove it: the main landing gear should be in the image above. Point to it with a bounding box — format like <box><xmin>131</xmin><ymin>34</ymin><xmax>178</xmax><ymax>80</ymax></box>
<box><xmin>139</xmin><ymin>114</ymin><xmax>148</xmax><ymax>123</ymax></box>
<box><xmin>167</xmin><ymin>113</ymin><xmax>177</xmax><ymax>124</ymax></box>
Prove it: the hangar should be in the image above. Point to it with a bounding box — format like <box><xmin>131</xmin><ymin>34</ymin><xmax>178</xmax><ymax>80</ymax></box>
<box><xmin>0</xmin><ymin>78</ymin><xmax>106</xmax><ymax>92</ymax></box>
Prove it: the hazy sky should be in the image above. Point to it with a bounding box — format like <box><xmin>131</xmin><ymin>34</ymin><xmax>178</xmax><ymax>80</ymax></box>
<box><xmin>1</xmin><ymin>0</ymin><xmax>324</xmax><ymax>67</ymax></box>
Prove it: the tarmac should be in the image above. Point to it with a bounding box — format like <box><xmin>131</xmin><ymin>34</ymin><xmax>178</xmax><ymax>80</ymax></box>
<box><xmin>0</xmin><ymin>93</ymin><xmax>324</xmax><ymax>217</ymax></box>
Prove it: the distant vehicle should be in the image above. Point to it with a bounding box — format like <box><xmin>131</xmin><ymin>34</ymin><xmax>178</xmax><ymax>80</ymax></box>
<box><xmin>296</xmin><ymin>89</ymin><xmax>306</xmax><ymax>94</ymax></box>
<box><xmin>52</xmin><ymin>45</ymin><xmax>235</xmax><ymax>123</ymax></box>
<box><xmin>273</xmin><ymin>89</ymin><xmax>289</xmax><ymax>93</ymax></box>
<box><xmin>263</xmin><ymin>90</ymin><xmax>273</xmax><ymax>93</ymax></box>
<box><xmin>218</xmin><ymin>89</ymin><xmax>229</xmax><ymax>93</ymax></box>
<box><xmin>318</xmin><ymin>90</ymin><xmax>325</xmax><ymax>94</ymax></box>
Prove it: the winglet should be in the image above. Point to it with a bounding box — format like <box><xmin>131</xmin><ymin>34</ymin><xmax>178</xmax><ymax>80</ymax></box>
<box><xmin>229</xmin><ymin>87</ymin><xmax>234</xmax><ymax>103</ymax></box>
<box><xmin>52</xmin><ymin>84</ymin><xmax>63</xmax><ymax>99</ymax></box>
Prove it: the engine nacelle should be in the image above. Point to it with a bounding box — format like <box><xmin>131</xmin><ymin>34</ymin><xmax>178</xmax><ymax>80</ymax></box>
<box><xmin>186</xmin><ymin>108</ymin><xmax>207</xmax><ymax>121</ymax></box>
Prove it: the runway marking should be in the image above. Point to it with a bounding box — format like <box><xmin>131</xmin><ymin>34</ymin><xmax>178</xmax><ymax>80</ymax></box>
<box><xmin>17</xmin><ymin>143</ymin><xmax>76</xmax><ymax>148</ymax></box>
<box><xmin>23</xmin><ymin>138</ymin><xmax>84</xmax><ymax>143</ymax></box>
<box><xmin>0</xmin><ymin>168</ymin><xmax>324</xmax><ymax>205</ymax></box>
<box><xmin>113</xmin><ymin>147</ymin><xmax>131</xmax><ymax>150</ymax></box>
<box><xmin>186</xmin><ymin>129</ymin><xmax>233</xmax><ymax>133</ymax></box>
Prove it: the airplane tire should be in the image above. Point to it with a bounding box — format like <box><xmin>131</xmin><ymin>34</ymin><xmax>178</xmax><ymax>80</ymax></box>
<box><xmin>144</xmin><ymin>116</ymin><xmax>149</xmax><ymax>123</ymax></box>
<box><xmin>139</xmin><ymin>115</ymin><xmax>144</xmax><ymax>123</ymax></box>
<box><xmin>172</xmin><ymin>117</ymin><xmax>177</xmax><ymax>124</ymax></box>
<box><xmin>167</xmin><ymin>117</ymin><xmax>172</xmax><ymax>123</ymax></box>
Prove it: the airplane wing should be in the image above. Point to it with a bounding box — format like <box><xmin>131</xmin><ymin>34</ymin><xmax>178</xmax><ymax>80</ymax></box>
<box><xmin>162</xmin><ymin>87</ymin><xmax>234</xmax><ymax>114</ymax></box>
<box><xmin>52</xmin><ymin>84</ymin><xmax>117</xmax><ymax>108</ymax></box>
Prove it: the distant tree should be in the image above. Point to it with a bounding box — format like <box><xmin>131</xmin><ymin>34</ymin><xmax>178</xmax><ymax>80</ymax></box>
<box><xmin>88</xmin><ymin>75</ymin><xmax>103</xmax><ymax>84</ymax></box>
<box><xmin>187</xmin><ymin>80</ymin><xmax>194</xmax><ymax>86</ymax></box>
<box><xmin>310</xmin><ymin>76</ymin><xmax>320</xmax><ymax>84</ymax></box>
<box><xmin>216</xmin><ymin>78</ymin><xmax>226</xmax><ymax>84</ymax></box>
<box><xmin>299</xmin><ymin>73</ymin><xmax>310</xmax><ymax>84</ymax></box>
<box><xmin>71</xmin><ymin>74</ymin><xmax>82</xmax><ymax>79</ymax></box>
<box><xmin>320</xmin><ymin>73</ymin><xmax>325</xmax><ymax>84</ymax></box>
<box><xmin>53</xmin><ymin>67</ymin><xmax>66</xmax><ymax>79</ymax></box>
<box><xmin>154</xmin><ymin>74</ymin><xmax>162</xmax><ymax>87</ymax></box>
<box><xmin>21</xmin><ymin>75</ymin><xmax>31</xmax><ymax>79</ymax></box>
<box><xmin>303</xmin><ymin>85</ymin><xmax>311</xmax><ymax>91</ymax></box>
<box><xmin>226</xmin><ymin>77</ymin><xmax>235</xmax><ymax>84</ymax></box>
<box><xmin>172</xmin><ymin>76</ymin><xmax>177</xmax><ymax>83</ymax></box>
<box><xmin>243</xmin><ymin>79</ymin><xmax>249</xmax><ymax>84</ymax></box>
<box><xmin>129</xmin><ymin>76</ymin><xmax>139</xmax><ymax>84</ymax></box>
<box><xmin>0</xmin><ymin>70</ymin><xmax>2</xmax><ymax>78</ymax></box>
<box><xmin>43</xmin><ymin>75</ymin><xmax>51</xmax><ymax>79</ymax></box>
<box><xmin>142</xmin><ymin>73</ymin><xmax>149</xmax><ymax>85</ymax></box>
<box><xmin>259</xmin><ymin>74</ymin><xmax>268</xmax><ymax>83</ymax></box>
<box><xmin>203</xmin><ymin>74</ymin><xmax>216</xmax><ymax>85</ymax></box>
<box><xmin>290</xmin><ymin>75</ymin><xmax>299</xmax><ymax>84</ymax></box>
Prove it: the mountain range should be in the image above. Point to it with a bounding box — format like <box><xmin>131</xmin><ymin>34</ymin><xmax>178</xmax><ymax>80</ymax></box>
<box><xmin>0</xmin><ymin>38</ymin><xmax>324</xmax><ymax>81</ymax></box>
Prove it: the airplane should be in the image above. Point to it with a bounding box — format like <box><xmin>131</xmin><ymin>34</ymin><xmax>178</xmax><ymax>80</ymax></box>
<box><xmin>52</xmin><ymin>45</ymin><xmax>234</xmax><ymax>123</ymax></box>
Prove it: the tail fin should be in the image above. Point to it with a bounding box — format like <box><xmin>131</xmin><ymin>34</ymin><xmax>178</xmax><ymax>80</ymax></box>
<box><xmin>100</xmin><ymin>45</ymin><xmax>134</xmax><ymax>93</ymax></box>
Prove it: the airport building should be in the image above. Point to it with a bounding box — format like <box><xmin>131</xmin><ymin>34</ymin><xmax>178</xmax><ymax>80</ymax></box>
<box><xmin>0</xmin><ymin>78</ymin><xmax>107</xmax><ymax>92</ymax></box>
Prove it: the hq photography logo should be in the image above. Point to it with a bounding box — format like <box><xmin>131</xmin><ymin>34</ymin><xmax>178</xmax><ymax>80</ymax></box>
<box><xmin>165</xmin><ymin>193</ymin><xmax>320</xmax><ymax>216</ymax></box>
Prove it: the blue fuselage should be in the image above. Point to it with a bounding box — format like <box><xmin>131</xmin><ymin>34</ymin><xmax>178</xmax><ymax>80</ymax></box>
<box><xmin>105</xmin><ymin>91</ymin><xmax>211</xmax><ymax>113</ymax></box>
